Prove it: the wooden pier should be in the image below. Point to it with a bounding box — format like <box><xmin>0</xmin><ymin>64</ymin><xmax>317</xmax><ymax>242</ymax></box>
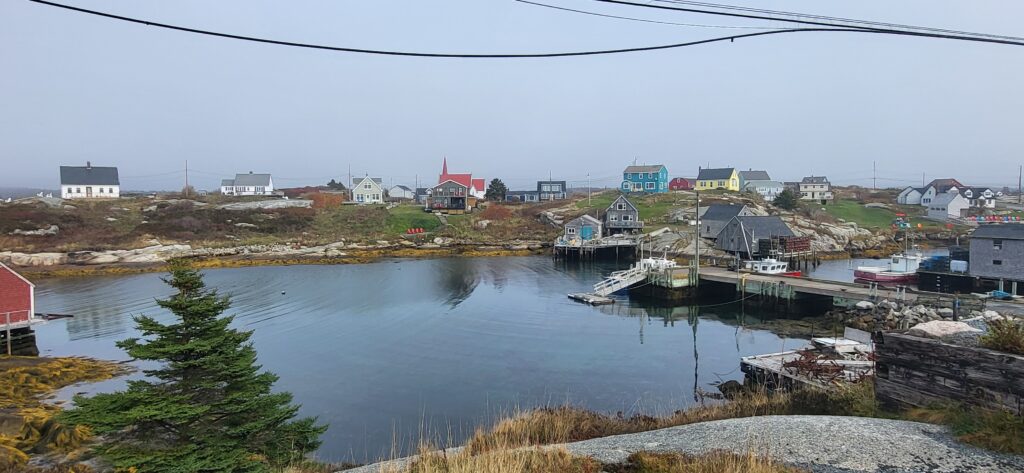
<box><xmin>553</xmin><ymin>235</ymin><xmax>640</xmax><ymax>260</ymax></box>
<box><xmin>697</xmin><ymin>267</ymin><xmax>919</xmax><ymax>306</ymax></box>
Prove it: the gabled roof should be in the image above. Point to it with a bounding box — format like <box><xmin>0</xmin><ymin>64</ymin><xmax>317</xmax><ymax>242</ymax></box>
<box><xmin>390</xmin><ymin>185</ymin><xmax>413</xmax><ymax>192</ymax></box>
<box><xmin>415</xmin><ymin>187</ymin><xmax>430</xmax><ymax>195</ymax></box>
<box><xmin>972</xmin><ymin>224</ymin><xmax>1024</xmax><ymax>240</ymax></box>
<box><xmin>624</xmin><ymin>165</ymin><xmax>666</xmax><ymax>173</ymax></box>
<box><xmin>701</xmin><ymin>204</ymin><xmax>748</xmax><ymax>222</ymax></box>
<box><xmin>607</xmin><ymin>195</ymin><xmax>638</xmax><ymax>212</ymax></box>
<box><xmin>435</xmin><ymin>179</ymin><xmax>468</xmax><ymax>189</ymax></box>
<box><xmin>231</xmin><ymin>173</ymin><xmax>272</xmax><ymax>187</ymax></box>
<box><xmin>568</xmin><ymin>214</ymin><xmax>603</xmax><ymax>226</ymax></box>
<box><xmin>472</xmin><ymin>178</ymin><xmax>486</xmax><ymax>192</ymax></box>
<box><xmin>927</xmin><ymin>178</ymin><xmax>963</xmax><ymax>193</ymax></box>
<box><xmin>60</xmin><ymin>164</ymin><xmax>119</xmax><ymax>186</ymax></box>
<box><xmin>801</xmin><ymin>176</ymin><xmax>829</xmax><ymax>184</ymax></box>
<box><xmin>0</xmin><ymin>262</ymin><xmax>35</xmax><ymax>289</ymax></box>
<box><xmin>742</xmin><ymin>180</ymin><xmax>784</xmax><ymax>189</ymax></box>
<box><xmin>739</xmin><ymin>170</ymin><xmax>771</xmax><ymax>181</ymax></box>
<box><xmin>670</xmin><ymin>177</ymin><xmax>694</xmax><ymax>183</ymax></box>
<box><xmin>221</xmin><ymin>179</ymin><xmax>235</xmax><ymax>186</ymax></box>
<box><xmin>353</xmin><ymin>176</ymin><xmax>384</xmax><ymax>188</ymax></box>
<box><xmin>961</xmin><ymin>187</ymin><xmax>993</xmax><ymax>197</ymax></box>
<box><xmin>930</xmin><ymin>192</ymin><xmax>965</xmax><ymax>206</ymax></box>
<box><xmin>697</xmin><ymin>168</ymin><xmax>736</xmax><ymax>180</ymax></box>
<box><xmin>730</xmin><ymin>215</ymin><xmax>795</xmax><ymax>238</ymax></box>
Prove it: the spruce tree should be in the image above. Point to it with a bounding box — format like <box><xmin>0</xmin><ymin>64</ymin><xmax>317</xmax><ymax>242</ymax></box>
<box><xmin>485</xmin><ymin>178</ymin><xmax>508</xmax><ymax>201</ymax></box>
<box><xmin>62</xmin><ymin>260</ymin><xmax>325</xmax><ymax>472</ymax></box>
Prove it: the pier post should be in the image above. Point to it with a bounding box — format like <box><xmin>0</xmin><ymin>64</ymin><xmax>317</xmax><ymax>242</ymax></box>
<box><xmin>4</xmin><ymin>312</ymin><xmax>10</xmax><ymax>356</ymax></box>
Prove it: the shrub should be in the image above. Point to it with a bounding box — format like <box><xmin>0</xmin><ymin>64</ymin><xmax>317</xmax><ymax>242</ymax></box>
<box><xmin>480</xmin><ymin>205</ymin><xmax>513</xmax><ymax>221</ymax></box>
<box><xmin>980</xmin><ymin>318</ymin><xmax>1024</xmax><ymax>355</ymax></box>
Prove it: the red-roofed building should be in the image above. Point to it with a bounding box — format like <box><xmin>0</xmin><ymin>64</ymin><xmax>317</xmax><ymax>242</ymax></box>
<box><xmin>438</xmin><ymin>158</ymin><xmax>485</xmax><ymax>199</ymax></box>
<box><xmin>0</xmin><ymin>263</ymin><xmax>35</xmax><ymax>332</ymax></box>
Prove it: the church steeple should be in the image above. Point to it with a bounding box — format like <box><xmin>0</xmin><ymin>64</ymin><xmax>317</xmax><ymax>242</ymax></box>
<box><xmin>442</xmin><ymin>157</ymin><xmax>448</xmax><ymax>176</ymax></box>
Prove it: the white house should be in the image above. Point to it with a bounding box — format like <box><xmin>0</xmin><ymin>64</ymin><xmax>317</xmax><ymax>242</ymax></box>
<box><xmin>741</xmin><ymin>180</ymin><xmax>785</xmax><ymax>200</ymax></box>
<box><xmin>220</xmin><ymin>172</ymin><xmax>274</xmax><ymax>196</ymax></box>
<box><xmin>60</xmin><ymin>162</ymin><xmax>120</xmax><ymax>199</ymax></box>
<box><xmin>926</xmin><ymin>192</ymin><xmax>969</xmax><ymax>220</ymax></box>
<box><xmin>961</xmin><ymin>187</ymin><xmax>996</xmax><ymax>209</ymax></box>
<box><xmin>897</xmin><ymin>186</ymin><xmax>925</xmax><ymax>205</ymax></box>
<box><xmin>352</xmin><ymin>176</ymin><xmax>385</xmax><ymax>204</ymax></box>
<box><xmin>799</xmin><ymin>176</ymin><xmax>833</xmax><ymax>203</ymax></box>
<box><xmin>388</xmin><ymin>185</ymin><xmax>415</xmax><ymax>201</ymax></box>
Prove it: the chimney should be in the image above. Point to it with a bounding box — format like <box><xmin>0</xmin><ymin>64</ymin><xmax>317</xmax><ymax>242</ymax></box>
<box><xmin>86</xmin><ymin>161</ymin><xmax>92</xmax><ymax>169</ymax></box>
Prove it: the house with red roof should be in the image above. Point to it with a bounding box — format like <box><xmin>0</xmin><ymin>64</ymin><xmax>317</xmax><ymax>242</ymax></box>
<box><xmin>437</xmin><ymin>158</ymin><xmax>486</xmax><ymax>199</ymax></box>
<box><xmin>428</xmin><ymin>158</ymin><xmax>486</xmax><ymax>213</ymax></box>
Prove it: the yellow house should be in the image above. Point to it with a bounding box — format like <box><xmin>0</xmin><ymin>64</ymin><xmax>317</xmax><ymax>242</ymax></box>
<box><xmin>696</xmin><ymin>168</ymin><xmax>740</xmax><ymax>191</ymax></box>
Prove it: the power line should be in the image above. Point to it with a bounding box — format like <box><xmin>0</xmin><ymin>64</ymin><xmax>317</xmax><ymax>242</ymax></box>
<box><xmin>514</xmin><ymin>0</ymin><xmax>781</xmax><ymax>29</ymax></box>
<box><xmin>27</xmin><ymin>0</ymin><xmax>1024</xmax><ymax>58</ymax></box>
<box><xmin>597</xmin><ymin>0</ymin><xmax>1024</xmax><ymax>46</ymax></box>
<box><xmin>650</xmin><ymin>0</ymin><xmax>1024</xmax><ymax>42</ymax></box>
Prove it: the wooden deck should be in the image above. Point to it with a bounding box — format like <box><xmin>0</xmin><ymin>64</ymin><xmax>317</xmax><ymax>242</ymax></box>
<box><xmin>698</xmin><ymin>266</ymin><xmax>918</xmax><ymax>303</ymax></box>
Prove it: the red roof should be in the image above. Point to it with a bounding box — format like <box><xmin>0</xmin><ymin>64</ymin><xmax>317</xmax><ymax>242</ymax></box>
<box><xmin>0</xmin><ymin>263</ymin><xmax>34</xmax><ymax>327</ymax></box>
<box><xmin>472</xmin><ymin>179</ymin><xmax>485</xmax><ymax>192</ymax></box>
<box><xmin>437</xmin><ymin>157</ymin><xmax>480</xmax><ymax>190</ymax></box>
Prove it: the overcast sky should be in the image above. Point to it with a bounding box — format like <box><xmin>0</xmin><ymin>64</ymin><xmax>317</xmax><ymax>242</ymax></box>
<box><xmin>3</xmin><ymin>0</ymin><xmax>1023</xmax><ymax>191</ymax></box>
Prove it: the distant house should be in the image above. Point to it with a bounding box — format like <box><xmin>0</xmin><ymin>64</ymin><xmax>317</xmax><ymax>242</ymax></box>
<box><xmin>969</xmin><ymin>224</ymin><xmax>1024</xmax><ymax>294</ymax></box>
<box><xmin>220</xmin><ymin>172</ymin><xmax>274</xmax><ymax>196</ymax></box>
<box><xmin>920</xmin><ymin>178</ymin><xmax>964</xmax><ymax>205</ymax></box>
<box><xmin>437</xmin><ymin>158</ymin><xmax>485</xmax><ymax>199</ymax></box>
<box><xmin>742</xmin><ymin>180</ymin><xmax>785</xmax><ymax>200</ymax></box>
<box><xmin>604</xmin><ymin>195</ymin><xmax>643</xmax><ymax>235</ymax></box>
<box><xmin>799</xmin><ymin>176</ymin><xmax>833</xmax><ymax>204</ymax></box>
<box><xmin>506</xmin><ymin>180</ymin><xmax>568</xmax><ymax>202</ymax></box>
<box><xmin>698</xmin><ymin>204</ymin><xmax>755</xmax><ymax>238</ymax></box>
<box><xmin>961</xmin><ymin>187</ymin><xmax>996</xmax><ymax>209</ymax></box>
<box><xmin>669</xmin><ymin>178</ymin><xmax>694</xmax><ymax>191</ymax></box>
<box><xmin>926</xmin><ymin>192</ymin><xmax>969</xmax><ymax>220</ymax></box>
<box><xmin>428</xmin><ymin>179</ymin><xmax>473</xmax><ymax>213</ymax></box>
<box><xmin>59</xmin><ymin>162</ymin><xmax>120</xmax><ymax>199</ymax></box>
<box><xmin>695</xmin><ymin>168</ymin><xmax>739</xmax><ymax>191</ymax></box>
<box><xmin>388</xmin><ymin>185</ymin><xmax>415</xmax><ymax>201</ymax></box>
<box><xmin>715</xmin><ymin>216</ymin><xmax>795</xmax><ymax>257</ymax></box>
<box><xmin>621</xmin><ymin>165</ymin><xmax>669</xmax><ymax>193</ymax></box>
<box><xmin>738</xmin><ymin>170</ymin><xmax>771</xmax><ymax>189</ymax></box>
<box><xmin>414</xmin><ymin>187</ymin><xmax>431</xmax><ymax>204</ymax></box>
<box><xmin>897</xmin><ymin>186</ymin><xmax>926</xmax><ymax>205</ymax></box>
<box><xmin>0</xmin><ymin>262</ymin><xmax>35</xmax><ymax>332</ymax></box>
<box><xmin>351</xmin><ymin>176</ymin><xmax>385</xmax><ymax>204</ymax></box>
<box><xmin>564</xmin><ymin>214</ymin><xmax>603</xmax><ymax>242</ymax></box>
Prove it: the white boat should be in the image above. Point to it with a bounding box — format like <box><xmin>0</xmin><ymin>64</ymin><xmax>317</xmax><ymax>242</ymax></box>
<box><xmin>742</xmin><ymin>258</ymin><xmax>801</xmax><ymax>277</ymax></box>
<box><xmin>854</xmin><ymin>253</ymin><xmax>924</xmax><ymax>283</ymax></box>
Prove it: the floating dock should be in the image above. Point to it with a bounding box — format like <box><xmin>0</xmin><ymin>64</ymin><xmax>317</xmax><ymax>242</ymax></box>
<box><xmin>568</xmin><ymin>293</ymin><xmax>615</xmax><ymax>305</ymax></box>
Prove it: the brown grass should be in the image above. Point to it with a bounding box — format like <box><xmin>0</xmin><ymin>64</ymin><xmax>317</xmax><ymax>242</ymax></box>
<box><xmin>381</xmin><ymin>446</ymin><xmax>601</xmax><ymax>473</ymax></box>
<box><xmin>979</xmin><ymin>318</ymin><xmax>1024</xmax><ymax>355</ymax></box>
<box><xmin>607</xmin><ymin>451</ymin><xmax>806</xmax><ymax>473</ymax></box>
<box><xmin>905</xmin><ymin>404</ymin><xmax>1024</xmax><ymax>455</ymax></box>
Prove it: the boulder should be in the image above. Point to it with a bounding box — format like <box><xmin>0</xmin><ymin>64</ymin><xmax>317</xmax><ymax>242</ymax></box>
<box><xmin>937</xmin><ymin>308</ymin><xmax>954</xmax><ymax>318</ymax></box>
<box><xmin>855</xmin><ymin>301</ymin><xmax>875</xmax><ymax>310</ymax></box>
<box><xmin>9</xmin><ymin>224</ymin><xmax>59</xmax><ymax>236</ymax></box>
<box><xmin>234</xmin><ymin>222</ymin><xmax>258</xmax><ymax>228</ymax></box>
<box><xmin>907</xmin><ymin>321</ymin><xmax>982</xmax><ymax>340</ymax></box>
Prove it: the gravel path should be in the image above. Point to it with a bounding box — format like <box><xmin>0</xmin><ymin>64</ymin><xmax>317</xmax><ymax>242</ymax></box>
<box><xmin>344</xmin><ymin>415</ymin><xmax>1024</xmax><ymax>473</ymax></box>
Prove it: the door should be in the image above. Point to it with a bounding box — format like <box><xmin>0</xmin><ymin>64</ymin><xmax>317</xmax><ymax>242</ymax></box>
<box><xmin>580</xmin><ymin>225</ymin><xmax>593</xmax><ymax>240</ymax></box>
<box><xmin>85</xmin><ymin>186</ymin><xmax>92</xmax><ymax>198</ymax></box>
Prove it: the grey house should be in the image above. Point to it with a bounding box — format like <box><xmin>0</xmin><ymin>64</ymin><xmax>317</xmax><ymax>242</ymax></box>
<box><xmin>715</xmin><ymin>215</ymin><xmax>795</xmax><ymax>257</ymax></box>
<box><xmin>698</xmin><ymin>204</ymin><xmax>755</xmax><ymax>238</ymax></box>
<box><xmin>506</xmin><ymin>180</ymin><xmax>568</xmax><ymax>202</ymax></box>
<box><xmin>604</xmin><ymin>195</ymin><xmax>643</xmax><ymax>235</ymax></box>
<box><xmin>969</xmin><ymin>224</ymin><xmax>1024</xmax><ymax>293</ymax></box>
<box><xmin>220</xmin><ymin>172</ymin><xmax>274</xmax><ymax>196</ymax></box>
<box><xmin>738</xmin><ymin>170</ymin><xmax>771</xmax><ymax>189</ymax></box>
<box><xmin>564</xmin><ymin>214</ymin><xmax>603</xmax><ymax>241</ymax></box>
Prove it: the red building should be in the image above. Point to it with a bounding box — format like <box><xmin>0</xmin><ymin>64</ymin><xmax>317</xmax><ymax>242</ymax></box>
<box><xmin>669</xmin><ymin>177</ymin><xmax>695</xmax><ymax>191</ymax></box>
<box><xmin>0</xmin><ymin>263</ymin><xmax>35</xmax><ymax>329</ymax></box>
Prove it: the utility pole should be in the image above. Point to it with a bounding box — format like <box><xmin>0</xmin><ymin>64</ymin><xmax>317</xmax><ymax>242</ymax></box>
<box><xmin>588</xmin><ymin>173</ymin><xmax>592</xmax><ymax>206</ymax></box>
<box><xmin>348</xmin><ymin>164</ymin><xmax>352</xmax><ymax>189</ymax></box>
<box><xmin>872</xmin><ymin>161</ymin><xmax>876</xmax><ymax>190</ymax></box>
<box><xmin>694</xmin><ymin>189</ymin><xmax>700</xmax><ymax>287</ymax></box>
<box><xmin>1019</xmin><ymin>165</ymin><xmax>1022</xmax><ymax>205</ymax></box>
<box><xmin>184</xmin><ymin>159</ymin><xmax>189</xmax><ymax>196</ymax></box>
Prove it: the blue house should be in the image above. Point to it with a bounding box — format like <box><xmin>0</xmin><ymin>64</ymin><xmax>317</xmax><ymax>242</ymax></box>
<box><xmin>621</xmin><ymin>165</ymin><xmax>669</xmax><ymax>193</ymax></box>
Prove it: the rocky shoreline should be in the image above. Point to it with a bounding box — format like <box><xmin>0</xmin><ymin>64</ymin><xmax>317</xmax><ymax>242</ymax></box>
<box><xmin>1</xmin><ymin>238</ymin><xmax>550</xmax><ymax>277</ymax></box>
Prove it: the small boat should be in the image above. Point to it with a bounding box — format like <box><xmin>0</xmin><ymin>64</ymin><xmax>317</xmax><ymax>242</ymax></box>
<box><xmin>854</xmin><ymin>253</ymin><xmax>923</xmax><ymax>283</ymax></box>
<box><xmin>742</xmin><ymin>258</ymin><xmax>802</xmax><ymax>277</ymax></box>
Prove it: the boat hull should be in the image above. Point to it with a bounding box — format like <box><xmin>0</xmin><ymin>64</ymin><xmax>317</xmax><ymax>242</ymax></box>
<box><xmin>853</xmin><ymin>269</ymin><xmax>918</xmax><ymax>283</ymax></box>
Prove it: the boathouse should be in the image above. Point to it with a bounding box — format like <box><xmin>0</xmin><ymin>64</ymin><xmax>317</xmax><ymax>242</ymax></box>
<box><xmin>715</xmin><ymin>215</ymin><xmax>795</xmax><ymax>258</ymax></box>
<box><xmin>969</xmin><ymin>224</ymin><xmax>1024</xmax><ymax>294</ymax></box>
<box><xmin>604</xmin><ymin>195</ymin><xmax>643</xmax><ymax>236</ymax></box>
<box><xmin>564</xmin><ymin>215</ymin><xmax>603</xmax><ymax>242</ymax></box>
<box><xmin>698</xmin><ymin>204</ymin><xmax>755</xmax><ymax>239</ymax></box>
<box><xmin>0</xmin><ymin>263</ymin><xmax>34</xmax><ymax>329</ymax></box>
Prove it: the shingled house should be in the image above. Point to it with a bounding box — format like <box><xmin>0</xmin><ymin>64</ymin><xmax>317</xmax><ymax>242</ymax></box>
<box><xmin>604</xmin><ymin>195</ymin><xmax>643</xmax><ymax>235</ymax></box>
<box><xmin>715</xmin><ymin>215</ymin><xmax>796</xmax><ymax>258</ymax></box>
<box><xmin>221</xmin><ymin>172</ymin><xmax>274</xmax><ymax>196</ymax></box>
<box><xmin>698</xmin><ymin>204</ymin><xmax>755</xmax><ymax>238</ymax></box>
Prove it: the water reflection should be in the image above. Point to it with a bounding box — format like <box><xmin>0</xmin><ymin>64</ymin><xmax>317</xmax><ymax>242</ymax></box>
<box><xmin>33</xmin><ymin>257</ymin><xmax>808</xmax><ymax>463</ymax></box>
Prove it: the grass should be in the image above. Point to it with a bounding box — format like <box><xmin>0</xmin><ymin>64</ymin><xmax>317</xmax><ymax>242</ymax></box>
<box><xmin>386</xmin><ymin>205</ymin><xmax>442</xmax><ymax>235</ymax></box>
<box><xmin>820</xmin><ymin>200</ymin><xmax>897</xmax><ymax>229</ymax></box>
<box><xmin>383</xmin><ymin>446</ymin><xmax>602</xmax><ymax>473</ymax></box>
<box><xmin>906</xmin><ymin>405</ymin><xmax>1024</xmax><ymax>455</ymax></box>
<box><xmin>606</xmin><ymin>451</ymin><xmax>806</xmax><ymax>473</ymax></box>
<box><xmin>979</xmin><ymin>318</ymin><xmax>1024</xmax><ymax>355</ymax></box>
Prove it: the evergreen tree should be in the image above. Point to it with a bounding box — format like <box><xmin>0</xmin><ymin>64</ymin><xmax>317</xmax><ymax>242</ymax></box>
<box><xmin>326</xmin><ymin>179</ymin><xmax>346</xmax><ymax>191</ymax></box>
<box><xmin>773</xmin><ymin>188</ymin><xmax>800</xmax><ymax>210</ymax></box>
<box><xmin>485</xmin><ymin>178</ymin><xmax>508</xmax><ymax>201</ymax></box>
<box><xmin>62</xmin><ymin>260</ymin><xmax>325</xmax><ymax>472</ymax></box>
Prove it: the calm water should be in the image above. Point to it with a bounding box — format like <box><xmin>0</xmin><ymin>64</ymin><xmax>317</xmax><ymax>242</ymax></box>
<box><xmin>805</xmin><ymin>248</ymin><xmax>949</xmax><ymax>283</ymax></box>
<box><xmin>34</xmin><ymin>257</ymin><xmax>805</xmax><ymax>463</ymax></box>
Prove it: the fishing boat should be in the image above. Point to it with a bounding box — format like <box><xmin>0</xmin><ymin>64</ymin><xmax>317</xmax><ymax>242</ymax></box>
<box><xmin>853</xmin><ymin>253</ymin><xmax>923</xmax><ymax>283</ymax></box>
<box><xmin>742</xmin><ymin>258</ymin><xmax>802</xmax><ymax>277</ymax></box>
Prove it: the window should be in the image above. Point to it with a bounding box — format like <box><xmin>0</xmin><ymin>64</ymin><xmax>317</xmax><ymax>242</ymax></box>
<box><xmin>623</xmin><ymin>215</ymin><xmax>631</xmax><ymax>221</ymax></box>
<box><xmin>76</xmin><ymin>188</ymin><xmax>81</xmax><ymax>193</ymax></box>
<box><xmin>99</xmin><ymin>187</ymin><xmax>104</xmax><ymax>193</ymax></box>
<box><xmin>617</xmin><ymin>203</ymin><xmax>626</xmax><ymax>210</ymax></box>
<box><xmin>994</xmin><ymin>239</ymin><xmax>1003</xmax><ymax>250</ymax></box>
<box><xmin>610</xmin><ymin>215</ymin><xmax>618</xmax><ymax>221</ymax></box>
<box><xmin>364</xmin><ymin>183</ymin><xmax>371</xmax><ymax>189</ymax></box>
<box><xmin>622</xmin><ymin>183</ymin><xmax>629</xmax><ymax>190</ymax></box>
<box><xmin>718</xmin><ymin>180</ymin><xmax>725</xmax><ymax>187</ymax></box>
<box><xmin>109</xmin><ymin>188</ymin><xmax>114</xmax><ymax>193</ymax></box>
<box><xmin>993</xmin><ymin>260</ymin><xmax>1003</xmax><ymax>265</ymax></box>
<box><xmin>645</xmin><ymin>182</ymin><xmax>655</xmax><ymax>190</ymax></box>
<box><xmin>567</xmin><ymin>227</ymin><xmax>576</xmax><ymax>234</ymax></box>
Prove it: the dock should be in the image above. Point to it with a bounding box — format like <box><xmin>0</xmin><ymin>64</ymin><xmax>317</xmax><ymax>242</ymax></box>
<box><xmin>741</xmin><ymin>327</ymin><xmax>875</xmax><ymax>390</ymax></box>
<box><xmin>553</xmin><ymin>234</ymin><xmax>641</xmax><ymax>260</ymax></box>
<box><xmin>696</xmin><ymin>266</ymin><xmax>918</xmax><ymax>306</ymax></box>
<box><xmin>568</xmin><ymin>293</ymin><xmax>615</xmax><ymax>305</ymax></box>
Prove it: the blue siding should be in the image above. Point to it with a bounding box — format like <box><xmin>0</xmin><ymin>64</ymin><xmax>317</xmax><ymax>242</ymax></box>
<box><xmin>621</xmin><ymin>166</ymin><xmax>669</xmax><ymax>194</ymax></box>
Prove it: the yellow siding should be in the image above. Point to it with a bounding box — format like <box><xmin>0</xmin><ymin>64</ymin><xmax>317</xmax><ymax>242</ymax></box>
<box><xmin>695</xmin><ymin>170</ymin><xmax>740</xmax><ymax>191</ymax></box>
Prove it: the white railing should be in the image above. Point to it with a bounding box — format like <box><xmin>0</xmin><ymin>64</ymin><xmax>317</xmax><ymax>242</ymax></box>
<box><xmin>593</xmin><ymin>266</ymin><xmax>649</xmax><ymax>296</ymax></box>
